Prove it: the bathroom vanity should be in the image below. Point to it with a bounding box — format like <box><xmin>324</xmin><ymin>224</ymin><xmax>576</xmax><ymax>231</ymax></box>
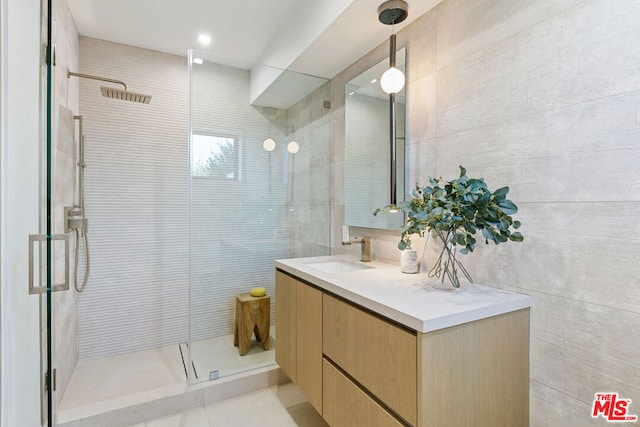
<box><xmin>275</xmin><ymin>255</ymin><xmax>532</xmax><ymax>427</ymax></box>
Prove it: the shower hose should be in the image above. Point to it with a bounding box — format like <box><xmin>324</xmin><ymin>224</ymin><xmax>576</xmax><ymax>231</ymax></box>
<box><xmin>74</xmin><ymin>227</ymin><xmax>90</xmax><ymax>292</ymax></box>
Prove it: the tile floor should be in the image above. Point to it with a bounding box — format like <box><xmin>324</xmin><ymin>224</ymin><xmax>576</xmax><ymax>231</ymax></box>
<box><xmin>127</xmin><ymin>383</ymin><xmax>329</xmax><ymax>427</ymax></box>
<box><xmin>58</xmin><ymin>329</ymin><xmax>282</xmax><ymax>425</ymax></box>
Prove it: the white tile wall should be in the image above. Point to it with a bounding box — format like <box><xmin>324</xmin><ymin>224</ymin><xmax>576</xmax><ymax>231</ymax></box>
<box><xmin>76</xmin><ymin>37</ymin><xmax>190</xmax><ymax>359</ymax></box>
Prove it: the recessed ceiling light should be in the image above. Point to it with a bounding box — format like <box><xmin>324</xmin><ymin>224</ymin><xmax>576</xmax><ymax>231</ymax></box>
<box><xmin>193</xmin><ymin>58</ymin><xmax>204</xmax><ymax>65</ymax></box>
<box><xmin>197</xmin><ymin>34</ymin><xmax>211</xmax><ymax>46</ymax></box>
<box><xmin>370</xmin><ymin>78</ymin><xmax>378</xmax><ymax>84</ymax></box>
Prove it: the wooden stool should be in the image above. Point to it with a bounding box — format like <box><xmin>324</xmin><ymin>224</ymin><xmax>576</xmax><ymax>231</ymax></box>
<box><xmin>233</xmin><ymin>293</ymin><xmax>271</xmax><ymax>356</ymax></box>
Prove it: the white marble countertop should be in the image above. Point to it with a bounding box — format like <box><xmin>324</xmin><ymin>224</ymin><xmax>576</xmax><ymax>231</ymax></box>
<box><xmin>275</xmin><ymin>255</ymin><xmax>532</xmax><ymax>333</ymax></box>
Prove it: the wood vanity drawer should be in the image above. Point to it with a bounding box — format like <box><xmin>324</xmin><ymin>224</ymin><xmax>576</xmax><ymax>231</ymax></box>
<box><xmin>323</xmin><ymin>358</ymin><xmax>404</xmax><ymax>427</ymax></box>
<box><xmin>322</xmin><ymin>293</ymin><xmax>417</xmax><ymax>425</ymax></box>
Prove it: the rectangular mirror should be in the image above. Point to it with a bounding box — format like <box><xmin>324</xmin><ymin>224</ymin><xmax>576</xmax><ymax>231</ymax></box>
<box><xmin>344</xmin><ymin>48</ymin><xmax>405</xmax><ymax>229</ymax></box>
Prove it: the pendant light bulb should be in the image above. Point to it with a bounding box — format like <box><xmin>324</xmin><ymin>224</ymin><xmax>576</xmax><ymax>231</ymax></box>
<box><xmin>380</xmin><ymin>67</ymin><xmax>405</xmax><ymax>94</ymax></box>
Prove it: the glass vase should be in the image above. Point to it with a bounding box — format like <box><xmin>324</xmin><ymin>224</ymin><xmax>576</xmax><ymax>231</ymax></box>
<box><xmin>419</xmin><ymin>229</ymin><xmax>473</xmax><ymax>290</ymax></box>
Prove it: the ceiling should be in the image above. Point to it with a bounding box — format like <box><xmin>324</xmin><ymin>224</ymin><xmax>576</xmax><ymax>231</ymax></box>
<box><xmin>66</xmin><ymin>0</ymin><xmax>442</xmax><ymax>107</ymax></box>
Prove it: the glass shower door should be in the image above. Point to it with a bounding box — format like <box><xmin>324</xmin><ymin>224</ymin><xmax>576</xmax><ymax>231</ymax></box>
<box><xmin>31</xmin><ymin>1</ymin><xmax>71</xmax><ymax>425</ymax></box>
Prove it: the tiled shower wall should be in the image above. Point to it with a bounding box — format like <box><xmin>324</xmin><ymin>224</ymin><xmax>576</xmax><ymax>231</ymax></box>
<box><xmin>76</xmin><ymin>37</ymin><xmax>190</xmax><ymax>359</ymax></box>
<box><xmin>331</xmin><ymin>1</ymin><xmax>640</xmax><ymax>425</ymax></box>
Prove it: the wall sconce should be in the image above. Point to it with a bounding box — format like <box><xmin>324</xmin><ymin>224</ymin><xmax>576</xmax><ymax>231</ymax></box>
<box><xmin>378</xmin><ymin>0</ymin><xmax>408</xmax><ymax>206</ymax></box>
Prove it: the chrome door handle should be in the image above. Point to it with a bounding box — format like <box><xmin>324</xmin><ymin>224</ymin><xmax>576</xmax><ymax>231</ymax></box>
<box><xmin>28</xmin><ymin>234</ymin><xmax>70</xmax><ymax>294</ymax></box>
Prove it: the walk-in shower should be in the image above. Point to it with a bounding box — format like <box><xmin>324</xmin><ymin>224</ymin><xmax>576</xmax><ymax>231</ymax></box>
<box><xmin>54</xmin><ymin>40</ymin><xmax>331</xmax><ymax>425</ymax></box>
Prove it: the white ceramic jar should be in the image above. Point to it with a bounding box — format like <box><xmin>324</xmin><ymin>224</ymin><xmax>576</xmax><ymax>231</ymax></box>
<box><xmin>400</xmin><ymin>248</ymin><xmax>418</xmax><ymax>274</ymax></box>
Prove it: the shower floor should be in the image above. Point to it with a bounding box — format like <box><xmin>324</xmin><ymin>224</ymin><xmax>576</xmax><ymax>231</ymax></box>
<box><xmin>58</xmin><ymin>328</ymin><xmax>276</xmax><ymax>425</ymax></box>
<box><xmin>190</xmin><ymin>326</ymin><xmax>276</xmax><ymax>381</ymax></box>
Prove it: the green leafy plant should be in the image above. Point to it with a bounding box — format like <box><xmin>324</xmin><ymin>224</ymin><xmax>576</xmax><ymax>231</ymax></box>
<box><xmin>374</xmin><ymin>166</ymin><xmax>523</xmax><ymax>287</ymax></box>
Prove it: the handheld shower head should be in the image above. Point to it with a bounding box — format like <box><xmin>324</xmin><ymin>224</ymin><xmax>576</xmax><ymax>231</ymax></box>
<box><xmin>67</xmin><ymin>70</ymin><xmax>152</xmax><ymax>104</ymax></box>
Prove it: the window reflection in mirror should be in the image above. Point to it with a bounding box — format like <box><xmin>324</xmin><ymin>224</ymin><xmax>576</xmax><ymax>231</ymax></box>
<box><xmin>344</xmin><ymin>48</ymin><xmax>405</xmax><ymax>230</ymax></box>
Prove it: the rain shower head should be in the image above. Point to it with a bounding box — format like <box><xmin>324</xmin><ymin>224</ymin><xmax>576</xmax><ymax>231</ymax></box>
<box><xmin>67</xmin><ymin>70</ymin><xmax>152</xmax><ymax>104</ymax></box>
<box><xmin>100</xmin><ymin>86</ymin><xmax>151</xmax><ymax>104</ymax></box>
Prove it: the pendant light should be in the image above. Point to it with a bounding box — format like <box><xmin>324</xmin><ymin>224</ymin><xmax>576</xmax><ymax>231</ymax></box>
<box><xmin>378</xmin><ymin>0</ymin><xmax>408</xmax><ymax>206</ymax></box>
<box><xmin>378</xmin><ymin>0</ymin><xmax>408</xmax><ymax>94</ymax></box>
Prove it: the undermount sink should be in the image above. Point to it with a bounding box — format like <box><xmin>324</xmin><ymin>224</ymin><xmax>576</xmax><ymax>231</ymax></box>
<box><xmin>306</xmin><ymin>260</ymin><xmax>374</xmax><ymax>273</ymax></box>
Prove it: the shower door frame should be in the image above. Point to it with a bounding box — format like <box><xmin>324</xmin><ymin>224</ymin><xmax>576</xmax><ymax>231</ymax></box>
<box><xmin>38</xmin><ymin>0</ymin><xmax>63</xmax><ymax>424</ymax></box>
<box><xmin>43</xmin><ymin>0</ymin><xmax>55</xmax><ymax>423</ymax></box>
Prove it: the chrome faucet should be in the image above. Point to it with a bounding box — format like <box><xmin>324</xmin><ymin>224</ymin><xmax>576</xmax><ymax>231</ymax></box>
<box><xmin>342</xmin><ymin>236</ymin><xmax>371</xmax><ymax>262</ymax></box>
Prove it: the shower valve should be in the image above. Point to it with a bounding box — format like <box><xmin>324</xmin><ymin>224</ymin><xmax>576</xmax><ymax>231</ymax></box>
<box><xmin>65</xmin><ymin>206</ymin><xmax>87</xmax><ymax>232</ymax></box>
<box><xmin>67</xmin><ymin>218</ymin><xmax>88</xmax><ymax>231</ymax></box>
<box><xmin>66</xmin><ymin>206</ymin><xmax>83</xmax><ymax>217</ymax></box>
